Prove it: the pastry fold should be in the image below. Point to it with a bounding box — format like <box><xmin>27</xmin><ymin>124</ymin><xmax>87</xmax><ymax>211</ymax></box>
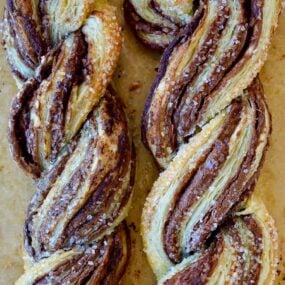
<box><xmin>17</xmin><ymin>225</ymin><xmax>129</xmax><ymax>285</ymax></box>
<box><xmin>124</xmin><ymin>0</ymin><xmax>201</xmax><ymax>49</ymax></box>
<box><xmin>142</xmin><ymin>81</ymin><xmax>273</xmax><ymax>277</ymax></box>
<box><xmin>9</xmin><ymin>12</ymin><xmax>122</xmax><ymax>177</ymax></box>
<box><xmin>141</xmin><ymin>0</ymin><xmax>280</xmax><ymax>167</ymax></box>
<box><xmin>158</xmin><ymin>196</ymin><xmax>278</xmax><ymax>285</ymax></box>
<box><xmin>2</xmin><ymin>0</ymin><xmax>102</xmax><ymax>85</ymax></box>
<box><xmin>3</xmin><ymin>2</ymin><xmax>135</xmax><ymax>284</ymax></box>
<box><xmin>10</xmin><ymin>85</ymin><xmax>134</xmax><ymax>261</ymax></box>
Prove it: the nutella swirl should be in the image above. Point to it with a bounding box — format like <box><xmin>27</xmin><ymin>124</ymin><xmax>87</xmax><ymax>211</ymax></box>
<box><xmin>124</xmin><ymin>0</ymin><xmax>201</xmax><ymax>50</ymax></box>
<box><xmin>18</xmin><ymin>225</ymin><xmax>129</xmax><ymax>285</ymax></box>
<box><xmin>2</xmin><ymin>0</ymin><xmax>96</xmax><ymax>85</ymax></box>
<box><xmin>160</xmin><ymin>201</ymin><xmax>276</xmax><ymax>285</ymax></box>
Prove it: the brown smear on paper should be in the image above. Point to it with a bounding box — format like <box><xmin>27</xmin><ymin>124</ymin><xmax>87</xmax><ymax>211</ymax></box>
<box><xmin>0</xmin><ymin>1</ymin><xmax>284</xmax><ymax>284</ymax></box>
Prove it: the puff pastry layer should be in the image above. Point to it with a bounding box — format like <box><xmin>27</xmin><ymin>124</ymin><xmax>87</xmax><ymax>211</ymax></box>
<box><xmin>2</xmin><ymin>0</ymin><xmax>96</xmax><ymax>85</ymax></box>
<box><xmin>124</xmin><ymin>0</ymin><xmax>200</xmax><ymax>49</ymax></box>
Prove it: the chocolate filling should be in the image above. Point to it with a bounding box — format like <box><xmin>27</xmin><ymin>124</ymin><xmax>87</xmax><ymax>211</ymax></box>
<box><xmin>142</xmin><ymin>0</ymin><xmax>265</xmax><ymax>164</ymax></box>
<box><xmin>5</xmin><ymin>2</ymin><xmax>132</xmax><ymax>284</ymax></box>
<box><xmin>34</xmin><ymin>225</ymin><xmax>129</xmax><ymax>285</ymax></box>
<box><xmin>186</xmin><ymin>79</ymin><xmax>268</xmax><ymax>252</ymax></box>
<box><xmin>46</xmin><ymin>32</ymin><xmax>87</xmax><ymax>162</ymax></box>
<box><xmin>163</xmin><ymin>78</ymin><xmax>269</xmax><ymax>263</ymax></box>
<box><xmin>22</xmin><ymin>91</ymin><xmax>134</xmax><ymax>259</ymax></box>
<box><xmin>163</xmin><ymin>97</ymin><xmax>243</xmax><ymax>263</ymax></box>
<box><xmin>123</xmin><ymin>0</ymin><xmax>177</xmax><ymax>50</ymax></box>
<box><xmin>163</xmin><ymin>234</ymin><xmax>224</xmax><ymax>285</ymax></box>
<box><xmin>4</xmin><ymin>0</ymin><xmax>48</xmax><ymax>78</ymax></box>
<box><xmin>163</xmin><ymin>214</ymin><xmax>264</xmax><ymax>285</ymax></box>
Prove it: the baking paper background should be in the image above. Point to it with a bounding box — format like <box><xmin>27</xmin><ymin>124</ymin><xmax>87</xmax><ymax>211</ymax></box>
<box><xmin>0</xmin><ymin>1</ymin><xmax>284</xmax><ymax>284</ymax></box>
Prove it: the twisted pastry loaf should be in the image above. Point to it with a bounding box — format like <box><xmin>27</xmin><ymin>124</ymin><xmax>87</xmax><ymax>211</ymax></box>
<box><xmin>3</xmin><ymin>1</ymin><xmax>135</xmax><ymax>284</ymax></box>
<box><xmin>133</xmin><ymin>0</ymin><xmax>281</xmax><ymax>284</ymax></box>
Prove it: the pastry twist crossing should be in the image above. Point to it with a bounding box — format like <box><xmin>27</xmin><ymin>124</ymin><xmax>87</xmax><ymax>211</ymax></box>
<box><xmin>3</xmin><ymin>1</ymin><xmax>135</xmax><ymax>284</ymax></box>
<box><xmin>125</xmin><ymin>0</ymin><xmax>281</xmax><ymax>284</ymax></box>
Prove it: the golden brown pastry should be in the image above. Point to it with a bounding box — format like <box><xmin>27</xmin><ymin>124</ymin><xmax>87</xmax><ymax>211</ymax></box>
<box><xmin>2</xmin><ymin>0</ymin><xmax>95</xmax><ymax>85</ymax></box>
<box><xmin>124</xmin><ymin>0</ymin><xmax>199</xmax><ymax>50</ymax></box>
<box><xmin>17</xmin><ymin>224</ymin><xmax>130</xmax><ymax>284</ymax></box>
<box><xmin>158</xmin><ymin>195</ymin><xmax>278</xmax><ymax>285</ymax></box>
<box><xmin>141</xmin><ymin>0</ymin><xmax>281</xmax><ymax>167</ymax></box>
<box><xmin>138</xmin><ymin>0</ymin><xmax>281</xmax><ymax>284</ymax></box>
<box><xmin>3</xmin><ymin>1</ymin><xmax>135</xmax><ymax>284</ymax></box>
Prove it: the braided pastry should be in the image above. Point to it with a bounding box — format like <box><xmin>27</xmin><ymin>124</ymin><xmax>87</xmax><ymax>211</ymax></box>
<box><xmin>134</xmin><ymin>0</ymin><xmax>281</xmax><ymax>283</ymax></box>
<box><xmin>3</xmin><ymin>1</ymin><xmax>135</xmax><ymax>284</ymax></box>
<box><xmin>2</xmin><ymin>0</ymin><xmax>96</xmax><ymax>86</ymax></box>
<box><xmin>124</xmin><ymin>0</ymin><xmax>198</xmax><ymax>50</ymax></box>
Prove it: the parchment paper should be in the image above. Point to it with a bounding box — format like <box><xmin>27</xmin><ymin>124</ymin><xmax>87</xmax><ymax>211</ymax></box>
<box><xmin>0</xmin><ymin>1</ymin><xmax>284</xmax><ymax>284</ymax></box>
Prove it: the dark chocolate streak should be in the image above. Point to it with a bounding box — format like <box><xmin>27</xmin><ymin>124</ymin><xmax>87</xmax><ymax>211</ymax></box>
<box><xmin>34</xmin><ymin>224</ymin><xmax>130</xmax><ymax>285</ymax></box>
<box><xmin>199</xmin><ymin>0</ymin><xmax>264</xmax><ymax>122</ymax></box>
<box><xmin>141</xmin><ymin>0</ymin><xmax>265</xmax><ymax>162</ymax></box>
<box><xmin>141</xmin><ymin>6</ymin><xmax>205</xmax><ymax>149</ymax></box>
<box><xmin>46</xmin><ymin>32</ymin><xmax>87</xmax><ymax>162</ymax></box>
<box><xmin>64</xmin><ymin>133</ymin><xmax>135</xmax><ymax>248</ymax></box>
<box><xmin>175</xmin><ymin>13</ymin><xmax>248</xmax><ymax>137</ymax></box>
<box><xmin>185</xmin><ymin>81</ymin><xmax>268</xmax><ymax>253</ymax></box>
<box><xmin>152</xmin><ymin>2</ymin><xmax>233</xmax><ymax>158</ymax></box>
<box><xmin>163</xmin><ymin>97</ymin><xmax>243</xmax><ymax>263</ymax></box>
<box><xmin>150</xmin><ymin>0</ymin><xmax>187</xmax><ymax>27</ymax></box>
<box><xmin>3</xmin><ymin>0</ymin><xmax>48</xmax><ymax>79</ymax></box>
<box><xmin>22</xmin><ymin>91</ymin><xmax>134</xmax><ymax>259</ymax></box>
<box><xmin>164</xmin><ymin>234</ymin><xmax>224</xmax><ymax>285</ymax></box>
<box><xmin>242</xmin><ymin>216</ymin><xmax>263</xmax><ymax>283</ymax></box>
<box><xmin>8</xmin><ymin>46</ymin><xmax>61</xmax><ymax>178</ymax></box>
<box><xmin>27</xmin><ymin>33</ymin><xmax>87</xmax><ymax>166</ymax></box>
<box><xmin>124</xmin><ymin>0</ymin><xmax>206</xmax><ymax>50</ymax></box>
<box><xmin>9</xmin><ymin>78</ymin><xmax>41</xmax><ymax>176</ymax></box>
<box><xmin>8</xmin><ymin>32</ymin><xmax>89</xmax><ymax>176</ymax></box>
<box><xmin>123</xmin><ymin>0</ymin><xmax>176</xmax><ymax>50</ymax></box>
<box><xmin>163</xmin><ymin>215</ymin><xmax>264</xmax><ymax>285</ymax></box>
<box><xmin>163</xmin><ymin>78</ymin><xmax>269</xmax><ymax>263</ymax></box>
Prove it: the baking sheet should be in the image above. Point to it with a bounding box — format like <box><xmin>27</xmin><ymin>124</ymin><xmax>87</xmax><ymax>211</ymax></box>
<box><xmin>0</xmin><ymin>1</ymin><xmax>284</xmax><ymax>284</ymax></box>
